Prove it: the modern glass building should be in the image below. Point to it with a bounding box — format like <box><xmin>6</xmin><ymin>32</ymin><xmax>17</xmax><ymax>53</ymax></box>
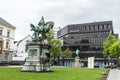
<box><xmin>57</xmin><ymin>21</ymin><xmax>118</xmax><ymax>67</ymax></box>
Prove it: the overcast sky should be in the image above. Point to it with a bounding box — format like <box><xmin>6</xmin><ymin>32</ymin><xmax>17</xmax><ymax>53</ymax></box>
<box><xmin>0</xmin><ymin>0</ymin><xmax>120</xmax><ymax>41</ymax></box>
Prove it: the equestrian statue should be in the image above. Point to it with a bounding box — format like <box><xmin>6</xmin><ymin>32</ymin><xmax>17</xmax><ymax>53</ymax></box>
<box><xmin>30</xmin><ymin>16</ymin><xmax>54</xmax><ymax>41</ymax></box>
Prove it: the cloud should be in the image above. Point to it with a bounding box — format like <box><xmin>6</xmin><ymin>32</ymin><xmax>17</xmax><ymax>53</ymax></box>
<box><xmin>0</xmin><ymin>0</ymin><xmax>120</xmax><ymax>40</ymax></box>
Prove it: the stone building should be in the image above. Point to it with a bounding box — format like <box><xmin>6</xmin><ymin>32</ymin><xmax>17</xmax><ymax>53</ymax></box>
<box><xmin>0</xmin><ymin>17</ymin><xmax>16</xmax><ymax>64</ymax></box>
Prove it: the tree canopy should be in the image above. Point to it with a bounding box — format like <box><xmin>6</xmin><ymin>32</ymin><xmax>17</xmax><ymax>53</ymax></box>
<box><xmin>62</xmin><ymin>47</ymin><xmax>72</xmax><ymax>58</ymax></box>
<box><xmin>109</xmin><ymin>40</ymin><xmax>120</xmax><ymax>57</ymax></box>
<box><xmin>49</xmin><ymin>39</ymin><xmax>62</xmax><ymax>57</ymax></box>
<box><xmin>46</xmin><ymin>29</ymin><xmax>62</xmax><ymax>57</ymax></box>
<box><xmin>46</xmin><ymin>29</ymin><xmax>55</xmax><ymax>43</ymax></box>
<box><xmin>103</xmin><ymin>33</ymin><xmax>118</xmax><ymax>57</ymax></box>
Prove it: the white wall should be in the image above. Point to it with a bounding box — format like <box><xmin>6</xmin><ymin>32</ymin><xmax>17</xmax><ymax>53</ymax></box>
<box><xmin>17</xmin><ymin>35</ymin><xmax>31</xmax><ymax>53</ymax></box>
<box><xmin>13</xmin><ymin>52</ymin><xmax>28</xmax><ymax>61</ymax></box>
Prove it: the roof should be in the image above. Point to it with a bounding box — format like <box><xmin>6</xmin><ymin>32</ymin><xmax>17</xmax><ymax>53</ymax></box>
<box><xmin>0</xmin><ymin>17</ymin><xmax>16</xmax><ymax>29</ymax></box>
<box><xmin>17</xmin><ymin>34</ymin><xmax>32</xmax><ymax>46</ymax></box>
<box><xmin>67</xmin><ymin>21</ymin><xmax>112</xmax><ymax>27</ymax></box>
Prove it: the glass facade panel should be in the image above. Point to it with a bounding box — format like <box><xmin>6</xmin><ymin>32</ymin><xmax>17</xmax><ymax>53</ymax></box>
<box><xmin>58</xmin><ymin>21</ymin><xmax>117</xmax><ymax>59</ymax></box>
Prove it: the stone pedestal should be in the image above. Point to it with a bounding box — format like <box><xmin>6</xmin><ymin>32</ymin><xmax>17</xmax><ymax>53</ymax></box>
<box><xmin>21</xmin><ymin>41</ymin><xmax>52</xmax><ymax>72</ymax></box>
<box><xmin>72</xmin><ymin>56</ymin><xmax>81</xmax><ymax>68</ymax></box>
<box><xmin>22</xmin><ymin>56</ymin><xmax>40</xmax><ymax>71</ymax></box>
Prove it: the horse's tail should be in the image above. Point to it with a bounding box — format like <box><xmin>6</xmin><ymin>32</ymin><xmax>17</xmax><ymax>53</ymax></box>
<box><xmin>30</xmin><ymin>24</ymin><xmax>35</xmax><ymax>30</ymax></box>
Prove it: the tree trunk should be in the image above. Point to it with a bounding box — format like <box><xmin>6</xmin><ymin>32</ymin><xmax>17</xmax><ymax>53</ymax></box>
<box><xmin>57</xmin><ymin>57</ymin><xmax>59</xmax><ymax>66</ymax></box>
<box><xmin>66</xmin><ymin>58</ymin><xmax>67</xmax><ymax>67</ymax></box>
<box><xmin>117</xmin><ymin>56</ymin><xmax>120</xmax><ymax>69</ymax></box>
<box><xmin>62</xmin><ymin>57</ymin><xmax>65</xmax><ymax>66</ymax></box>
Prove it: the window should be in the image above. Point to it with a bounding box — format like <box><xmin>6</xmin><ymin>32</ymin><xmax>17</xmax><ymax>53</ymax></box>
<box><xmin>0</xmin><ymin>41</ymin><xmax>2</xmax><ymax>47</ymax></box>
<box><xmin>0</xmin><ymin>41</ymin><xmax>2</xmax><ymax>54</ymax></box>
<box><xmin>4</xmin><ymin>53</ymin><xmax>9</xmax><ymax>58</ymax></box>
<box><xmin>71</xmin><ymin>36</ymin><xmax>74</xmax><ymax>39</ymax></box>
<box><xmin>98</xmin><ymin>25</ymin><xmax>99</xmax><ymax>30</ymax></box>
<box><xmin>7</xmin><ymin>30</ymin><xmax>10</xmax><ymax>37</ymax></box>
<box><xmin>102</xmin><ymin>25</ymin><xmax>104</xmax><ymax>30</ymax></box>
<box><xmin>0</xmin><ymin>28</ymin><xmax>3</xmax><ymax>35</ymax></box>
<box><xmin>83</xmin><ymin>26</ymin><xmax>87</xmax><ymax>31</ymax></box>
<box><xmin>6</xmin><ymin>41</ymin><xmax>9</xmax><ymax>49</ymax></box>
<box><xmin>75</xmin><ymin>41</ymin><xmax>78</xmax><ymax>44</ymax></box>
<box><xmin>89</xmin><ymin>26</ymin><xmax>91</xmax><ymax>31</ymax></box>
<box><xmin>93</xmin><ymin>25</ymin><xmax>95</xmax><ymax>30</ymax></box>
<box><xmin>106</xmin><ymin>24</ymin><xmax>110</xmax><ymax>29</ymax></box>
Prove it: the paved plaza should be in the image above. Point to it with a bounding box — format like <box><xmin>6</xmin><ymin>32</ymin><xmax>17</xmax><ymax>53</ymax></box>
<box><xmin>107</xmin><ymin>69</ymin><xmax>120</xmax><ymax>80</ymax></box>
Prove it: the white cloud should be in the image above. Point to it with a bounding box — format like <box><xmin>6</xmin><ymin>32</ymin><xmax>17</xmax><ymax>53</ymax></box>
<box><xmin>0</xmin><ymin>0</ymin><xmax>120</xmax><ymax>40</ymax></box>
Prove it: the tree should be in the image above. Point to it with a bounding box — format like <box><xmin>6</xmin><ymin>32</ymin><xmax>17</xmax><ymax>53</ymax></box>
<box><xmin>62</xmin><ymin>47</ymin><xmax>72</xmax><ymax>67</ymax></box>
<box><xmin>62</xmin><ymin>47</ymin><xmax>72</xmax><ymax>58</ymax></box>
<box><xmin>46</xmin><ymin>29</ymin><xmax>55</xmax><ymax>43</ymax></box>
<box><xmin>109</xmin><ymin>40</ymin><xmax>120</xmax><ymax>68</ymax></box>
<box><xmin>103</xmin><ymin>33</ymin><xmax>117</xmax><ymax>57</ymax></box>
<box><xmin>109</xmin><ymin>40</ymin><xmax>120</xmax><ymax>57</ymax></box>
<box><xmin>46</xmin><ymin>29</ymin><xmax>62</xmax><ymax>65</ymax></box>
<box><xmin>49</xmin><ymin>39</ymin><xmax>62</xmax><ymax>57</ymax></box>
<box><xmin>46</xmin><ymin>29</ymin><xmax>62</xmax><ymax>57</ymax></box>
<box><xmin>103</xmin><ymin>33</ymin><xmax>119</xmax><ymax>68</ymax></box>
<box><xmin>49</xmin><ymin>39</ymin><xmax>62</xmax><ymax>65</ymax></box>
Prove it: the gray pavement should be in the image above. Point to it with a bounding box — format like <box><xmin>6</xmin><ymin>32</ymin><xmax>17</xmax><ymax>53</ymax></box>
<box><xmin>106</xmin><ymin>69</ymin><xmax>120</xmax><ymax>80</ymax></box>
<box><xmin>0</xmin><ymin>65</ymin><xmax>23</xmax><ymax>68</ymax></box>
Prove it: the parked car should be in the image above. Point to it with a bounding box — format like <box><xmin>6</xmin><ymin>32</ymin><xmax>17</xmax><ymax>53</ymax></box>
<box><xmin>104</xmin><ymin>65</ymin><xmax>117</xmax><ymax>69</ymax></box>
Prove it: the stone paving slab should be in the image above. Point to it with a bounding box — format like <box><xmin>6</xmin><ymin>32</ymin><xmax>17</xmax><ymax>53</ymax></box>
<box><xmin>106</xmin><ymin>69</ymin><xmax>120</xmax><ymax>80</ymax></box>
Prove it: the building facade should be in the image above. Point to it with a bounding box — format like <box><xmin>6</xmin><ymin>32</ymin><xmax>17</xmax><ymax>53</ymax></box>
<box><xmin>0</xmin><ymin>17</ymin><xmax>16</xmax><ymax>64</ymax></box>
<box><xmin>12</xmin><ymin>35</ymin><xmax>31</xmax><ymax>65</ymax></box>
<box><xmin>57</xmin><ymin>21</ymin><xmax>118</xmax><ymax>67</ymax></box>
<box><xmin>13</xmin><ymin>35</ymin><xmax>31</xmax><ymax>53</ymax></box>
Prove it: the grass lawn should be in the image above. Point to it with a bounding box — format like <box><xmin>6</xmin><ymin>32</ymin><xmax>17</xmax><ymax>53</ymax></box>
<box><xmin>0</xmin><ymin>67</ymin><xmax>106</xmax><ymax>80</ymax></box>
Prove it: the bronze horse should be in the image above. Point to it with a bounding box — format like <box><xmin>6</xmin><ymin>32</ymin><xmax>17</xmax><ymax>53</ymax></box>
<box><xmin>30</xmin><ymin>19</ymin><xmax>54</xmax><ymax>41</ymax></box>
